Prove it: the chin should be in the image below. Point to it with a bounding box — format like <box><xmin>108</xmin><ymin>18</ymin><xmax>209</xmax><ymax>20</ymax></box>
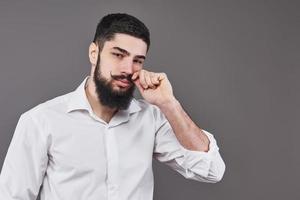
<box><xmin>111</xmin><ymin>87</ymin><xmax>130</xmax><ymax>96</ymax></box>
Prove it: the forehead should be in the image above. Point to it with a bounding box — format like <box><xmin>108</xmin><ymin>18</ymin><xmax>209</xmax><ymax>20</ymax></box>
<box><xmin>103</xmin><ymin>33</ymin><xmax>147</xmax><ymax>56</ymax></box>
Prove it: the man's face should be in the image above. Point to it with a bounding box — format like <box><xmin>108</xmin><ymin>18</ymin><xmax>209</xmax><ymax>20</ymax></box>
<box><xmin>93</xmin><ymin>33</ymin><xmax>147</xmax><ymax>109</ymax></box>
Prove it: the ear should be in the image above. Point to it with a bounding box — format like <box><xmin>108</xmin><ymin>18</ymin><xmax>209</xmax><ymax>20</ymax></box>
<box><xmin>88</xmin><ymin>42</ymin><xmax>99</xmax><ymax>66</ymax></box>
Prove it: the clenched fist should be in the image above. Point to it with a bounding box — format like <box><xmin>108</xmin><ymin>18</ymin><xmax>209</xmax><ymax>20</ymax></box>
<box><xmin>132</xmin><ymin>69</ymin><xmax>176</xmax><ymax>106</ymax></box>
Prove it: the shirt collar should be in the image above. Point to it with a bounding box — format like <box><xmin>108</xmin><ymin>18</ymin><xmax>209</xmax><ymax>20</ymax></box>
<box><xmin>66</xmin><ymin>76</ymin><xmax>141</xmax><ymax>115</ymax></box>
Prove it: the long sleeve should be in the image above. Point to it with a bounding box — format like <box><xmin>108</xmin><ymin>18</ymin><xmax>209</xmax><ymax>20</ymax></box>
<box><xmin>153</xmin><ymin>113</ymin><xmax>226</xmax><ymax>183</ymax></box>
<box><xmin>0</xmin><ymin>112</ymin><xmax>49</xmax><ymax>200</ymax></box>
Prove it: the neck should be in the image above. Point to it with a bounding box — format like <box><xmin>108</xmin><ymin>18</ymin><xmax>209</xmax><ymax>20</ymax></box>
<box><xmin>85</xmin><ymin>77</ymin><xmax>118</xmax><ymax>123</ymax></box>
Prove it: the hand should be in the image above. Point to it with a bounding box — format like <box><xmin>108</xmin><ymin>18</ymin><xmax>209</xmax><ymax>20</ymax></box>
<box><xmin>132</xmin><ymin>69</ymin><xmax>176</xmax><ymax>106</ymax></box>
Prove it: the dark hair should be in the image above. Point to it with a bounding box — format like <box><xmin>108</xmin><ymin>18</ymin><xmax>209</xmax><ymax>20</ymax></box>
<box><xmin>93</xmin><ymin>13</ymin><xmax>150</xmax><ymax>51</ymax></box>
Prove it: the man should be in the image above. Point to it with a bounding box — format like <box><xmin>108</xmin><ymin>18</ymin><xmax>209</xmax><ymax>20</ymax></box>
<box><xmin>0</xmin><ymin>13</ymin><xmax>225</xmax><ymax>200</ymax></box>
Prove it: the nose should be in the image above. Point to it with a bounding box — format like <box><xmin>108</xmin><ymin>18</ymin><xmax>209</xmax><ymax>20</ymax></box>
<box><xmin>119</xmin><ymin>58</ymin><xmax>135</xmax><ymax>75</ymax></box>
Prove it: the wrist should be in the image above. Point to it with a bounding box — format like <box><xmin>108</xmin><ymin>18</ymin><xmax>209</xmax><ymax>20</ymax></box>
<box><xmin>157</xmin><ymin>96</ymin><xmax>179</xmax><ymax>111</ymax></box>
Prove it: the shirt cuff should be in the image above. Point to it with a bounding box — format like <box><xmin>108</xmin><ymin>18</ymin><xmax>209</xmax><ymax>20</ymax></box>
<box><xmin>175</xmin><ymin>129</ymin><xmax>220</xmax><ymax>178</ymax></box>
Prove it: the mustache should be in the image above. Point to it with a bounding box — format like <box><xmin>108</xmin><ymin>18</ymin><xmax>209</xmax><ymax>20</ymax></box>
<box><xmin>110</xmin><ymin>71</ymin><xmax>133</xmax><ymax>82</ymax></box>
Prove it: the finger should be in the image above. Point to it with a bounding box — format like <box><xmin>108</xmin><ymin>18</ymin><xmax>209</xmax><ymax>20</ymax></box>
<box><xmin>133</xmin><ymin>78</ymin><xmax>144</xmax><ymax>92</ymax></box>
<box><xmin>131</xmin><ymin>71</ymin><xmax>139</xmax><ymax>81</ymax></box>
<box><xmin>150</xmin><ymin>72</ymin><xmax>160</xmax><ymax>85</ymax></box>
<box><xmin>139</xmin><ymin>70</ymin><xmax>148</xmax><ymax>89</ymax></box>
<box><xmin>145</xmin><ymin>71</ymin><xmax>155</xmax><ymax>89</ymax></box>
<box><xmin>158</xmin><ymin>73</ymin><xmax>166</xmax><ymax>81</ymax></box>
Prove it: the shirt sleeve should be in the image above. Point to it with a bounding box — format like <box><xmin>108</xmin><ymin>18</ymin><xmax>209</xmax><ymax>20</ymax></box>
<box><xmin>153</xmin><ymin>111</ymin><xmax>226</xmax><ymax>183</ymax></box>
<box><xmin>0</xmin><ymin>112</ymin><xmax>49</xmax><ymax>200</ymax></box>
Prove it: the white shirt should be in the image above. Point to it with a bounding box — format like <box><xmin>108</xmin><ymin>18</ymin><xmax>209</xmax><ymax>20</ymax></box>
<box><xmin>0</xmin><ymin>77</ymin><xmax>225</xmax><ymax>200</ymax></box>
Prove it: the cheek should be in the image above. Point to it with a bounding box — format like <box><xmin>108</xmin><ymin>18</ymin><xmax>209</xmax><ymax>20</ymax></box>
<box><xmin>133</xmin><ymin>64</ymin><xmax>143</xmax><ymax>72</ymax></box>
<box><xmin>98</xmin><ymin>58</ymin><xmax>115</xmax><ymax>77</ymax></box>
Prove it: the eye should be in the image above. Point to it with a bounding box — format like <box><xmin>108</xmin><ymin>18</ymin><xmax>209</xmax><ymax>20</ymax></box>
<box><xmin>112</xmin><ymin>52</ymin><xmax>124</xmax><ymax>58</ymax></box>
<box><xmin>133</xmin><ymin>59</ymin><xmax>143</xmax><ymax>64</ymax></box>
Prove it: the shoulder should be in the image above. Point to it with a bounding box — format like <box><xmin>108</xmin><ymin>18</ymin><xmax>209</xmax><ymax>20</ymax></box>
<box><xmin>133</xmin><ymin>98</ymin><xmax>167</xmax><ymax>124</ymax></box>
<box><xmin>134</xmin><ymin>98</ymin><xmax>159</xmax><ymax>113</ymax></box>
<box><xmin>21</xmin><ymin>91</ymin><xmax>73</xmax><ymax>121</ymax></box>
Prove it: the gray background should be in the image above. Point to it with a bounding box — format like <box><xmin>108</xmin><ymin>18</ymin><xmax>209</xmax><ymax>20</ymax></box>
<box><xmin>0</xmin><ymin>0</ymin><xmax>299</xmax><ymax>199</ymax></box>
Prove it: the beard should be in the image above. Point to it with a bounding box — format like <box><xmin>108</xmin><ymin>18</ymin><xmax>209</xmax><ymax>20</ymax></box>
<box><xmin>93</xmin><ymin>54</ymin><xmax>135</xmax><ymax>110</ymax></box>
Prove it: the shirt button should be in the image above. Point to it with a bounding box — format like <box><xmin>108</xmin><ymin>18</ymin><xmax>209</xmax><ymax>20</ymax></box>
<box><xmin>112</xmin><ymin>185</ymin><xmax>118</xmax><ymax>190</ymax></box>
<box><xmin>108</xmin><ymin>184</ymin><xmax>118</xmax><ymax>191</ymax></box>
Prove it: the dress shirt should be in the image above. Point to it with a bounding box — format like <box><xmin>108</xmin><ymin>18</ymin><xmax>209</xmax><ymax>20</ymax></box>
<box><xmin>0</xmin><ymin>76</ymin><xmax>225</xmax><ymax>200</ymax></box>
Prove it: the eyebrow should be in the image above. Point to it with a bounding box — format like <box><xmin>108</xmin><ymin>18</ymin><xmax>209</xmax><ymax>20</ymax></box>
<box><xmin>112</xmin><ymin>47</ymin><xmax>146</xmax><ymax>60</ymax></box>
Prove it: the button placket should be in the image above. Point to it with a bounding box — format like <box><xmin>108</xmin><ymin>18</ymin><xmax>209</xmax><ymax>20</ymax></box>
<box><xmin>105</xmin><ymin>126</ymin><xmax>120</xmax><ymax>200</ymax></box>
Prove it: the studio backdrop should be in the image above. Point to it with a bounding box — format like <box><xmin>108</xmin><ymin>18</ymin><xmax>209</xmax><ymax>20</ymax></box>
<box><xmin>0</xmin><ymin>1</ymin><xmax>299</xmax><ymax>200</ymax></box>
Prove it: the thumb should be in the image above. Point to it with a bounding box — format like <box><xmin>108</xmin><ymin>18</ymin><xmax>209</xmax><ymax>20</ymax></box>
<box><xmin>133</xmin><ymin>78</ymin><xmax>144</xmax><ymax>93</ymax></box>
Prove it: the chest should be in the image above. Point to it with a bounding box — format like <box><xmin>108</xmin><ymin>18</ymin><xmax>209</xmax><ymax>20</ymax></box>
<box><xmin>46</xmin><ymin>113</ymin><xmax>156</xmax><ymax>175</ymax></box>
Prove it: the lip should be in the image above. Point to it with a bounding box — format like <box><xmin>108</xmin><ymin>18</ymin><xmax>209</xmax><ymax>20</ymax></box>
<box><xmin>115</xmin><ymin>79</ymin><xmax>131</xmax><ymax>87</ymax></box>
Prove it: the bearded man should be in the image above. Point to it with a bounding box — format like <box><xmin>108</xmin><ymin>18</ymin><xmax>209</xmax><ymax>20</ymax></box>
<box><xmin>0</xmin><ymin>13</ymin><xmax>225</xmax><ymax>200</ymax></box>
